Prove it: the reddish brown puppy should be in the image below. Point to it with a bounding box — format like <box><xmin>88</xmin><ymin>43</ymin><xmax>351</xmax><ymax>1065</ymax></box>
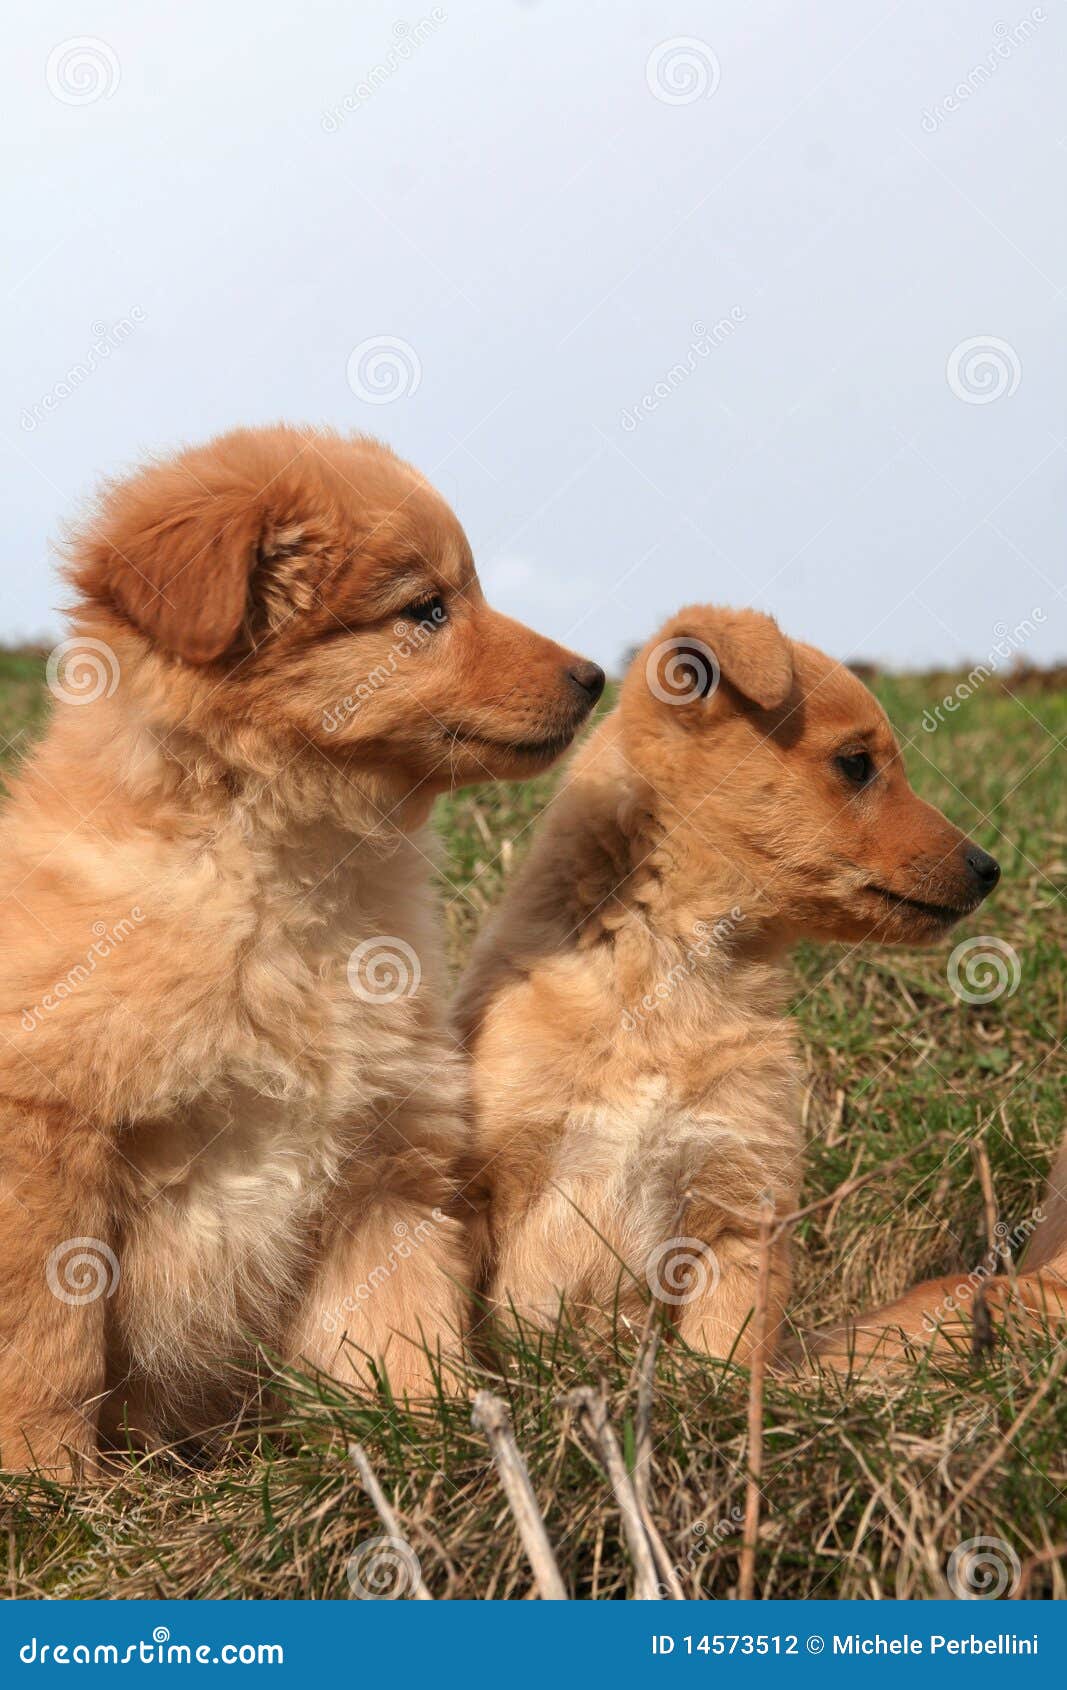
<box><xmin>455</xmin><ymin>605</ymin><xmax>999</xmax><ymax>1364</ymax></box>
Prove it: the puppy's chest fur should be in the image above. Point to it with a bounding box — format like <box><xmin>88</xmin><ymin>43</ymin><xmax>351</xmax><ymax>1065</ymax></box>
<box><xmin>484</xmin><ymin>950</ymin><xmax>803</xmax><ymax>1275</ymax></box>
<box><xmin>553</xmin><ymin>1036</ymin><xmax>801</xmax><ymax>1207</ymax></box>
<box><xmin>114</xmin><ymin>825</ymin><xmax>447</xmax><ymax>1384</ymax></box>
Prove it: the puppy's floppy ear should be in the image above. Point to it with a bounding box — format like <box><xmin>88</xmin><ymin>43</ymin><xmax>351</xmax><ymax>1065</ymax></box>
<box><xmin>711</xmin><ymin>609</ymin><xmax>794</xmax><ymax>711</ymax></box>
<box><xmin>106</xmin><ymin>497</ymin><xmax>259</xmax><ymax>665</ymax></box>
<box><xmin>71</xmin><ymin>446</ymin><xmax>317</xmax><ymax>665</ymax></box>
<box><xmin>647</xmin><ymin>607</ymin><xmax>794</xmax><ymax>713</ymax></box>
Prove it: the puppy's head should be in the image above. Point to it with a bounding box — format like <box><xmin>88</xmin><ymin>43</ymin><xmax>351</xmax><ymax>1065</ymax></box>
<box><xmin>620</xmin><ymin>605</ymin><xmax>999</xmax><ymax>945</ymax></box>
<box><xmin>67</xmin><ymin>426</ymin><xmax>603</xmax><ymax>800</ymax></box>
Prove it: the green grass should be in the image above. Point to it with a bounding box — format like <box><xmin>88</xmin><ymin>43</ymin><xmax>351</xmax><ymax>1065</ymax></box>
<box><xmin>0</xmin><ymin>649</ymin><xmax>52</xmax><ymax>774</ymax></box>
<box><xmin>1</xmin><ymin>657</ymin><xmax>1065</xmax><ymax>1599</ymax></box>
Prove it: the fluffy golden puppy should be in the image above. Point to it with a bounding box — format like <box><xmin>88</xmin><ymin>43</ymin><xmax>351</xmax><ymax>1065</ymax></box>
<box><xmin>0</xmin><ymin>424</ymin><xmax>604</xmax><ymax>1473</ymax></box>
<box><xmin>455</xmin><ymin>606</ymin><xmax>999</xmax><ymax>1364</ymax></box>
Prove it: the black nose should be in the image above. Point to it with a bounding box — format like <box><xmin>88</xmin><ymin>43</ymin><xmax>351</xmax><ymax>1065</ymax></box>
<box><xmin>965</xmin><ymin>845</ymin><xmax>1001</xmax><ymax>894</ymax></box>
<box><xmin>567</xmin><ymin>661</ymin><xmax>606</xmax><ymax>707</ymax></box>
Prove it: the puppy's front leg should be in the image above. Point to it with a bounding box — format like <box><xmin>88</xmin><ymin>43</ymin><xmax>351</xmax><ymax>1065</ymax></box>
<box><xmin>293</xmin><ymin>1196</ymin><xmax>471</xmax><ymax>1400</ymax></box>
<box><xmin>0</xmin><ymin>1112</ymin><xmax>110</xmax><ymax>1476</ymax></box>
<box><xmin>671</xmin><ymin>1231</ymin><xmax>792</xmax><ymax>1365</ymax></box>
<box><xmin>289</xmin><ymin>1068</ymin><xmax>474</xmax><ymax>1401</ymax></box>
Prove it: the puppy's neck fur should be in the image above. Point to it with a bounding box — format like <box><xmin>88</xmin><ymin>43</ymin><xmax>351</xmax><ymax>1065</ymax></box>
<box><xmin>455</xmin><ymin>712</ymin><xmax>790</xmax><ymax>1052</ymax></box>
<box><xmin>550</xmin><ymin>716</ymin><xmax>784</xmax><ymax>958</ymax></box>
<box><xmin>26</xmin><ymin>628</ymin><xmax>433</xmax><ymax>855</ymax></box>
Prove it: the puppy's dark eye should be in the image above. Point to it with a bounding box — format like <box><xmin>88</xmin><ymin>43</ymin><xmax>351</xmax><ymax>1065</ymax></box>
<box><xmin>400</xmin><ymin>593</ymin><xmax>447</xmax><ymax>629</ymax></box>
<box><xmin>835</xmin><ymin>750</ymin><xmax>875</xmax><ymax>787</ymax></box>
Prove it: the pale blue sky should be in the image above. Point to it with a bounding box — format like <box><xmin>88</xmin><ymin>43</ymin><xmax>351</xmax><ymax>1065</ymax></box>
<box><xmin>4</xmin><ymin>0</ymin><xmax>1064</xmax><ymax>669</ymax></box>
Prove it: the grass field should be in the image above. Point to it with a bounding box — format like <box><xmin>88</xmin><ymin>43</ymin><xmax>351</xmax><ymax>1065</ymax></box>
<box><xmin>0</xmin><ymin>651</ymin><xmax>1064</xmax><ymax>1600</ymax></box>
